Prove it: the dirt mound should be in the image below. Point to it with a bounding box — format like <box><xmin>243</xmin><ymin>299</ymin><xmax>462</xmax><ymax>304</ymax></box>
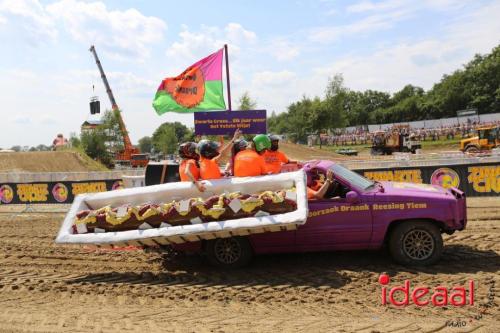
<box><xmin>0</xmin><ymin>197</ymin><xmax>497</xmax><ymax>332</ymax></box>
<box><xmin>0</xmin><ymin>150</ymin><xmax>108</xmax><ymax>172</ymax></box>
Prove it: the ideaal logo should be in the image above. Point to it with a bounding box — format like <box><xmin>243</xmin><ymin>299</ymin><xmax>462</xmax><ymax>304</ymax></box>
<box><xmin>379</xmin><ymin>274</ymin><xmax>475</xmax><ymax>307</ymax></box>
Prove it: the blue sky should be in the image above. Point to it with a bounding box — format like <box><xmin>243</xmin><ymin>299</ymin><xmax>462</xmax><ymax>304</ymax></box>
<box><xmin>1</xmin><ymin>0</ymin><xmax>499</xmax><ymax>147</ymax></box>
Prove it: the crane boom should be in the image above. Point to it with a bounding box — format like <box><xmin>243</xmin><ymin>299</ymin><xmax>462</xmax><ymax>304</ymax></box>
<box><xmin>89</xmin><ymin>45</ymin><xmax>134</xmax><ymax>153</ymax></box>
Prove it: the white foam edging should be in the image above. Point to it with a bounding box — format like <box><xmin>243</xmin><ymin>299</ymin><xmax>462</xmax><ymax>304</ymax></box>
<box><xmin>55</xmin><ymin>170</ymin><xmax>308</xmax><ymax>245</ymax></box>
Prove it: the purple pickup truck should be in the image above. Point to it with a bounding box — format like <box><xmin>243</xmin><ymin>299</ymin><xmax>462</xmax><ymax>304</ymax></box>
<box><xmin>174</xmin><ymin>160</ymin><xmax>467</xmax><ymax>268</ymax></box>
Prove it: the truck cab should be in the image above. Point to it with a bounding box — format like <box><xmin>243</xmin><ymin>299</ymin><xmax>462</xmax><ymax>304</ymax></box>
<box><xmin>130</xmin><ymin>153</ymin><xmax>150</xmax><ymax>168</ymax></box>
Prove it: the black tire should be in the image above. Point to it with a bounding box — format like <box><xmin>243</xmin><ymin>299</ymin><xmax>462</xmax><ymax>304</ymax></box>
<box><xmin>205</xmin><ymin>237</ymin><xmax>253</xmax><ymax>268</ymax></box>
<box><xmin>371</xmin><ymin>147</ymin><xmax>383</xmax><ymax>156</ymax></box>
<box><xmin>388</xmin><ymin>221</ymin><xmax>443</xmax><ymax>266</ymax></box>
<box><xmin>465</xmin><ymin>145</ymin><xmax>480</xmax><ymax>153</ymax></box>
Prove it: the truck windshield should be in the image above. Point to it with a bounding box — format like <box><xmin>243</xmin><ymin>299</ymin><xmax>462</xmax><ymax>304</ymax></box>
<box><xmin>331</xmin><ymin>164</ymin><xmax>375</xmax><ymax>191</ymax></box>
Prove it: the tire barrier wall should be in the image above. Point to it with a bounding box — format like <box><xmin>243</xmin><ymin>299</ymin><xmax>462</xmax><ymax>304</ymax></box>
<box><xmin>0</xmin><ymin>170</ymin><xmax>143</xmax><ymax>183</ymax></box>
<box><xmin>353</xmin><ymin>161</ymin><xmax>500</xmax><ymax>197</ymax></box>
<box><xmin>0</xmin><ymin>179</ymin><xmax>124</xmax><ymax>205</ymax></box>
<box><xmin>2</xmin><ymin>160</ymin><xmax>498</xmax><ymax>204</ymax></box>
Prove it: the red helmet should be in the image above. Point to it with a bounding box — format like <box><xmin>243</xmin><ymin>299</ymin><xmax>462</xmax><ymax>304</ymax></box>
<box><xmin>178</xmin><ymin>142</ymin><xmax>198</xmax><ymax>160</ymax></box>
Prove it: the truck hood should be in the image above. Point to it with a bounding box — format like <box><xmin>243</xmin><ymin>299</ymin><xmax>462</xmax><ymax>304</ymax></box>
<box><xmin>378</xmin><ymin>181</ymin><xmax>454</xmax><ymax>200</ymax></box>
<box><xmin>462</xmin><ymin>137</ymin><xmax>478</xmax><ymax>144</ymax></box>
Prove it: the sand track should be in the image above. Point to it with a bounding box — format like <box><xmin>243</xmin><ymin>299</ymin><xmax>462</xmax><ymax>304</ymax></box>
<box><xmin>0</xmin><ymin>199</ymin><xmax>498</xmax><ymax>332</ymax></box>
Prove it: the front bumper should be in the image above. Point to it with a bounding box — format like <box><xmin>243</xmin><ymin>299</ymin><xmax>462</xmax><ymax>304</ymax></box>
<box><xmin>449</xmin><ymin>187</ymin><xmax>467</xmax><ymax>230</ymax></box>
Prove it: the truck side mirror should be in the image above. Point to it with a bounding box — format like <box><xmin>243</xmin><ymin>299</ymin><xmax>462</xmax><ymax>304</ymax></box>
<box><xmin>346</xmin><ymin>191</ymin><xmax>359</xmax><ymax>204</ymax></box>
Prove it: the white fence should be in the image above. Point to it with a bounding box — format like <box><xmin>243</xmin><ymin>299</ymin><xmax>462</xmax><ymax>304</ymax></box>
<box><xmin>341</xmin><ymin>112</ymin><xmax>500</xmax><ymax>133</ymax></box>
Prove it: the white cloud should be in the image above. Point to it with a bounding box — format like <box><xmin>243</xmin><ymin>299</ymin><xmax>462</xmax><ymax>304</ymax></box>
<box><xmin>166</xmin><ymin>25</ymin><xmax>224</xmax><ymax>61</ymax></box>
<box><xmin>266</xmin><ymin>38</ymin><xmax>300</xmax><ymax>61</ymax></box>
<box><xmin>312</xmin><ymin>0</ymin><xmax>476</xmax><ymax>44</ymax></box>
<box><xmin>13</xmin><ymin>116</ymin><xmax>32</xmax><ymax>124</ymax></box>
<box><xmin>346</xmin><ymin>0</ymin><xmax>466</xmax><ymax>13</ymax></box>
<box><xmin>309</xmin><ymin>8</ymin><xmax>413</xmax><ymax>43</ymax></box>
<box><xmin>252</xmin><ymin>70</ymin><xmax>297</xmax><ymax>86</ymax></box>
<box><xmin>0</xmin><ymin>0</ymin><xmax>57</xmax><ymax>41</ymax></box>
<box><xmin>346</xmin><ymin>0</ymin><xmax>408</xmax><ymax>13</ymax></box>
<box><xmin>314</xmin><ymin>1</ymin><xmax>500</xmax><ymax>93</ymax></box>
<box><xmin>233</xmin><ymin>70</ymin><xmax>302</xmax><ymax>113</ymax></box>
<box><xmin>325</xmin><ymin>8</ymin><xmax>337</xmax><ymax>16</ymax></box>
<box><xmin>225</xmin><ymin>23</ymin><xmax>257</xmax><ymax>44</ymax></box>
<box><xmin>46</xmin><ymin>0</ymin><xmax>166</xmax><ymax>61</ymax></box>
<box><xmin>165</xmin><ymin>23</ymin><xmax>257</xmax><ymax>66</ymax></box>
<box><xmin>40</xmin><ymin>114</ymin><xmax>59</xmax><ymax>125</ymax></box>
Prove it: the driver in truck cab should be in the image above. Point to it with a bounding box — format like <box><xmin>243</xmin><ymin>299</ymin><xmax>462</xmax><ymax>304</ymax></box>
<box><xmin>307</xmin><ymin>169</ymin><xmax>334</xmax><ymax>200</ymax></box>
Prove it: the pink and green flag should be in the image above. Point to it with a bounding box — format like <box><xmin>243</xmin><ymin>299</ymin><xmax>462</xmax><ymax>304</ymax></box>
<box><xmin>153</xmin><ymin>48</ymin><xmax>226</xmax><ymax>114</ymax></box>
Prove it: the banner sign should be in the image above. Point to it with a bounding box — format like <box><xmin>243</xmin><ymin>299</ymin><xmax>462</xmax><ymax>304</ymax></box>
<box><xmin>194</xmin><ymin>110</ymin><xmax>267</xmax><ymax>135</ymax></box>
<box><xmin>0</xmin><ymin>179</ymin><xmax>123</xmax><ymax>205</ymax></box>
<box><xmin>356</xmin><ymin>162</ymin><xmax>500</xmax><ymax>197</ymax></box>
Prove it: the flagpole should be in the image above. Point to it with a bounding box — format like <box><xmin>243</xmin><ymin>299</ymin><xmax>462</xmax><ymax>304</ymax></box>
<box><xmin>224</xmin><ymin>44</ymin><xmax>232</xmax><ymax>111</ymax></box>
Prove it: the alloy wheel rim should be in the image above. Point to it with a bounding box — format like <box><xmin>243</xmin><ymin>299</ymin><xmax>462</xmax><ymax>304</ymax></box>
<box><xmin>214</xmin><ymin>238</ymin><xmax>242</xmax><ymax>264</ymax></box>
<box><xmin>402</xmin><ymin>229</ymin><xmax>435</xmax><ymax>260</ymax></box>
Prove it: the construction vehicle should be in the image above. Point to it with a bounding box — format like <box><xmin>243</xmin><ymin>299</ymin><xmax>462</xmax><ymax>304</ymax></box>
<box><xmin>371</xmin><ymin>125</ymin><xmax>421</xmax><ymax>155</ymax></box>
<box><xmin>459</xmin><ymin>125</ymin><xmax>500</xmax><ymax>153</ymax></box>
<box><xmin>130</xmin><ymin>153</ymin><xmax>150</xmax><ymax>168</ymax></box>
<box><xmin>89</xmin><ymin>45</ymin><xmax>149</xmax><ymax>167</ymax></box>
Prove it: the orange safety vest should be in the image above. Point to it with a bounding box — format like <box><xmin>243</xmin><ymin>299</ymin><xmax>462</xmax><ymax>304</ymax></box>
<box><xmin>263</xmin><ymin>150</ymin><xmax>289</xmax><ymax>174</ymax></box>
<box><xmin>179</xmin><ymin>159</ymin><xmax>200</xmax><ymax>182</ymax></box>
<box><xmin>234</xmin><ymin>150</ymin><xmax>268</xmax><ymax>177</ymax></box>
<box><xmin>199</xmin><ymin>157</ymin><xmax>222</xmax><ymax>180</ymax></box>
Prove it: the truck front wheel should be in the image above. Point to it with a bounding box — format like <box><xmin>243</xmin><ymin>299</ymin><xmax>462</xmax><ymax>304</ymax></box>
<box><xmin>205</xmin><ymin>237</ymin><xmax>253</xmax><ymax>268</ymax></box>
<box><xmin>388</xmin><ymin>221</ymin><xmax>443</xmax><ymax>266</ymax></box>
<box><xmin>465</xmin><ymin>145</ymin><xmax>480</xmax><ymax>153</ymax></box>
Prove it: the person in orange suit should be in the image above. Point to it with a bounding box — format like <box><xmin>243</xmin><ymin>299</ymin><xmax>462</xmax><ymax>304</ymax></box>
<box><xmin>178</xmin><ymin>142</ymin><xmax>205</xmax><ymax>192</ymax></box>
<box><xmin>263</xmin><ymin>134</ymin><xmax>295</xmax><ymax>174</ymax></box>
<box><xmin>234</xmin><ymin>134</ymin><xmax>271</xmax><ymax>177</ymax></box>
<box><xmin>198</xmin><ymin>129</ymin><xmax>241</xmax><ymax>180</ymax></box>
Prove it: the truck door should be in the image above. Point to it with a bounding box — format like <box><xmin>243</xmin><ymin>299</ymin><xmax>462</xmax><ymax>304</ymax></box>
<box><xmin>295</xmin><ymin>185</ymin><xmax>373</xmax><ymax>251</ymax></box>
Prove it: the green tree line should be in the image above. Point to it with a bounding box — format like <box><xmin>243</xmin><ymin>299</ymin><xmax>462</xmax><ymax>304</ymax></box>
<box><xmin>269</xmin><ymin>44</ymin><xmax>500</xmax><ymax>143</ymax></box>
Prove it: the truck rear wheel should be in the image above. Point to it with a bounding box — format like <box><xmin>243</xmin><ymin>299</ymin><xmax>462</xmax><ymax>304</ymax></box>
<box><xmin>205</xmin><ymin>237</ymin><xmax>253</xmax><ymax>268</ymax></box>
<box><xmin>388</xmin><ymin>221</ymin><xmax>443</xmax><ymax>266</ymax></box>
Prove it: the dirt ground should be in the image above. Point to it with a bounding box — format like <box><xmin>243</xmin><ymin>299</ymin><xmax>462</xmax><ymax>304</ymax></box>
<box><xmin>0</xmin><ymin>198</ymin><xmax>498</xmax><ymax>332</ymax></box>
<box><xmin>0</xmin><ymin>151</ymin><xmax>107</xmax><ymax>173</ymax></box>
